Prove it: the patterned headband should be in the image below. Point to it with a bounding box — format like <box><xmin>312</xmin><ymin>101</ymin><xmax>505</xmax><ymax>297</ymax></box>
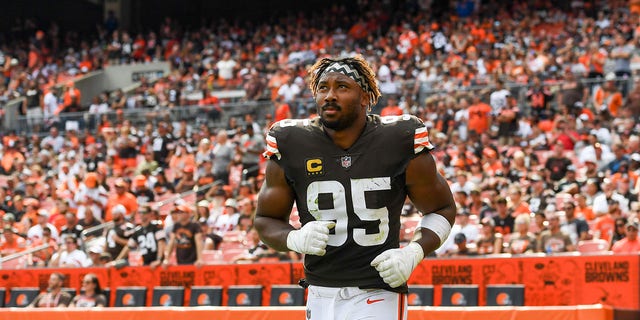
<box><xmin>322</xmin><ymin>62</ymin><xmax>371</xmax><ymax>93</ymax></box>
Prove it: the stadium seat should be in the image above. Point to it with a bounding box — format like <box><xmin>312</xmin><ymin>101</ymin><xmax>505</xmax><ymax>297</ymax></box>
<box><xmin>8</xmin><ymin>288</ymin><xmax>40</xmax><ymax>307</ymax></box>
<box><xmin>227</xmin><ymin>285</ymin><xmax>262</xmax><ymax>306</ymax></box>
<box><xmin>114</xmin><ymin>287</ymin><xmax>147</xmax><ymax>307</ymax></box>
<box><xmin>486</xmin><ymin>284</ymin><xmax>525</xmax><ymax>306</ymax></box>
<box><xmin>577</xmin><ymin>239</ymin><xmax>610</xmax><ymax>254</ymax></box>
<box><xmin>189</xmin><ymin>286</ymin><xmax>223</xmax><ymax>306</ymax></box>
<box><xmin>102</xmin><ymin>288</ymin><xmax>111</xmax><ymax>307</ymax></box>
<box><xmin>408</xmin><ymin>285</ymin><xmax>434</xmax><ymax>306</ymax></box>
<box><xmin>441</xmin><ymin>285</ymin><xmax>478</xmax><ymax>306</ymax></box>
<box><xmin>201</xmin><ymin>250</ymin><xmax>224</xmax><ymax>265</ymax></box>
<box><xmin>219</xmin><ymin>240</ymin><xmax>245</xmax><ymax>251</ymax></box>
<box><xmin>222</xmin><ymin>248</ymin><xmax>247</xmax><ymax>263</ymax></box>
<box><xmin>269</xmin><ymin>285</ymin><xmax>304</xmax><ymax>306</ymax></box>
<box><xmin>152</xmin><ymin>286</ymin><xmax>184</xmax><ymax>306</ymax></box>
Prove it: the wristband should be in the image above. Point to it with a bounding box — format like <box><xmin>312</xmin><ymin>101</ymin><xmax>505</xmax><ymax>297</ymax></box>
<box><xmin>419</xmin><ymin>213</ymin><xmax>452</xmax><ymax>246</ymax></box>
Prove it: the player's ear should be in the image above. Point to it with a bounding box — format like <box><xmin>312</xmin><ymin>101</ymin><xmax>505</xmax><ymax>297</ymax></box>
<box><xmin>360</xmin><ymin>91</ymin><xmax>370</xmax><ymax>109</ymax></box>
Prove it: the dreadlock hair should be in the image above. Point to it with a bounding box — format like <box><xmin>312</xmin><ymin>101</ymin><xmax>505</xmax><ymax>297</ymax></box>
<box><xmin>308</xmin><ymin>55</ymin><xmax>381</xmax><ymax>109</ymax></box>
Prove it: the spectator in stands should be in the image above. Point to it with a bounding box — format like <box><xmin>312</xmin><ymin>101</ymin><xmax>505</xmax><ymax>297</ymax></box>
<box><xmin>379</xmin><ymin>96</ymin><xmax>404</xmax><ymax>117</ymax></box>
<box><xmin>537</xmin><ymin>212</ymin><xmax>575</xmax><ymax>253</ymax></box>
<box><xmin>526</xmin><ymin>174</ymin><xmax>554</xmax><ymax>215</ymax></box>
<box><xmin>69</xmin><ymin>273</ymin><xmax>108</xmax><ymax>307</ymax></box>
<box><xmin>132</xmin><ymin>175</ymin><xmax>154</xmax><ymax>206</ymax></box>
<box><xmin>152</xmin><ymin>169</ymin><xmax>175</xmax><ymax>196</ymax></box>
<box><xmin>476</xmin><ymin>217</ymin><xmax>503</xmax><ymax>255</ymax></box>
<box><xmin>238</xmin><ymin>123</ymin><xmax>265</xmax><ymax>179</ymax></box>
<box><xmin>135</xmin><ymin>149</ymin><xmax>159</xmax><ymax>176</ymax></box>
<box><xmin>27</xmin><ymin>210</ymin><xmax>59</xmax><ymax>243</ymax></box>
<box><xmin>561</xmin><ymin>201</ymin><xmax>591</xmax><ymax>245</ymax></box>
<box><xmin>59</xmin><ymin>212</ymin><xmax>84</xmax><ymax>242</ymax></box>
<box><xmin>611</xmin><ymin>217</ymin><xmax>629</xmax><ymax>248</ymax></box>
<box><xmin>163</xmin><ymin>203</ymin><xmax>203</xmax><ymax>266</ymax></box>
<box><xmin>436</xmin><ymin>210</ymin><xmax>479</xmax><ymax>256</ymax></box>
<box><xmin>211</xmin><ymin>130</ymin><xmax>235</xmax><ymax>185</ymax></box>
<box><xmin>508</xmin><ymin>214</ymin><xmax>537</xmax><ymax>254</ymax></box>
<box><xmin>493</xmin><ymin>197</ymin><xmax>515</xmax><ymax>236</ymax></box>
<box><xmin>0</xmin><ymin>225</ymin><xmax>27</xmax><ymax>255</ymax></box>
<box><xmin>29</xmin><ymin>226</ymin><xmax>58</xmax><ymax>267</ymax></box>
<box><xmin>105</xmin><ymin>178</ymin><xmax>138</xmax><ymax>222</ymax></box>
<box><xmin>545</xmin><ymin>142</ymin><xmax>573</xmax><ymax>182</ymax></box>
<box><xmin>50</xmin><ymin>234</ymin><xmax>88</xmax><ymax>268</ymax></box>
<box><xmin>175</xmin><ymin>165</ymin><xmax>197</xmax><ymax>193</ymax></box>
<box><xmin>27</xmin><ymin>273</ymin><xmax>72</xmax><ymax>308</ymax></box>
<box><xmin>125</xmin><ymin>205</ymin><xmax>166</xmax><ymax>267</ymax></box>
<box><xmin>61</xmin><ymin>81</ymin><xmax>82</xmax><ymax>113</ymax></box>
<box><xmin>231</xmin><ymin>226</ymin><xmax>271</xmax><ymax>263</ymax></box>
<box><xmin>152</xmin><ymin>122</ymin><xmax>174</xmax><ymax>168</ymax></box>
<box><xmin>273</xmin><ymin>98</ymin><xmax>292</xmax><ymax>122</ymax></box>
<box><xmin>447</xmin><ymin>233</ymin><xmax>478</xmax><ymax>257</ymax></box>
<box><xmin>611</xmin><ymin>219</ymin><xmax>640</xmax><ymax>253</ymax></box>
<box><xmin>103</xmin><ymin>204</ymin><xmax>135</xmax><ymax>262</ymax></box>
<box><xmin>78</xmin><ymin>206</ymin><xmax>101</xmax><ymax>238</ymax></box>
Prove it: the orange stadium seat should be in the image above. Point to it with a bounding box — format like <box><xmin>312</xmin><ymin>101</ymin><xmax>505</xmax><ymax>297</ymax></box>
<box><xmin>222</xmin><ymin>248</ymin><xmax>247</xmax><ymax>263</ymax></box>
<box><xmin>577</xmin><ymin>239</ymin><xmax>610</xmax><ymax>254</ymax></box>
<box><xmin>201</xmin><ymin>250</ymin><xmax>224</xmax><ymax>265</ymax></box>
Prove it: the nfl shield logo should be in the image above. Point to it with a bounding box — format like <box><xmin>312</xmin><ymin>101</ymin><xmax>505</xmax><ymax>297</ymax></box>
<box><xmin>341</xmin><ymin>156</ymin><xmax>352</xmax><ymax>168</ymax></box>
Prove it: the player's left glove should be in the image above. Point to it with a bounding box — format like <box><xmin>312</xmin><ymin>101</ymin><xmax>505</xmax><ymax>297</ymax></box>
<box><xmin>370</xmin><ymin>242</ymin><xmax>424</xmax><ymax>288</ymax></box>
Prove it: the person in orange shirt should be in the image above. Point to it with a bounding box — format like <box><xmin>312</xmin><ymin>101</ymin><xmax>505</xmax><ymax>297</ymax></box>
<box><xmin>105</xmin><ymin>178</ymin><xmax>138</xmax><ymax>222</ymax></box>
<box><xmin>0</xmin><ymin>140</ymin><xmax>25</xmax><ymax>175</ymax></box>
<box><xmin>574</xmin><ymin>194</ymin><xmax>595</xmax><ymax>221</ymax></box>
<box><xmin>508</xmin><ymin>187</ymin><xmax>531</xmax><ymax>217</ymax></box>
<box><xmin>58</xmin><ymin>81</ymin><xmax>82</xmax><ymax>114</ymax></box>
<box><xmin>267</xmin><ymin>68</ymin><xmax>290</xmax><ymax>101</ymax></box>
<box><xmin>0</xmin><ymin>225</ymin><xmax>27</xmax><ymax>255</ymax></box>
<box><xmin>467</xmin><ymin>95</ymin><xmax>492</xmax><ymax>135</ymax></box>
<box><xmin>580</xmin><ymin>42</ymin><xmax>606</xmax><ymax>79</ymax></box>
<box><xmin>273</xmin><ymin>98</ymin><xmax>292</xmax><ymax>122</ymax></box>
<box><xmin>380</xmin><ymin>96</ymin><xmax>404</xmax><ymax>116</ymax></box>
<box><xmin>611</xmin><ymin>220</ymin><xmax>640</xmax><ymax>253</ymax></box>
<box><xmin>593</xmin><ymin>76</ymin><xmax>623</xmax><ymax>117</ymax></box>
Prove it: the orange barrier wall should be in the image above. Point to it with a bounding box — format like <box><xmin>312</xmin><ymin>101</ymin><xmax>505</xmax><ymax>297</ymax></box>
<box><xmin>0</xmin><ymin>254</ymin><xmax>637</xmax><ymax>309</ymax></box>
<box><xmin>0</xmin><ymin>305</ymin><xmax>615</xmax><ymax>320</ymax></box>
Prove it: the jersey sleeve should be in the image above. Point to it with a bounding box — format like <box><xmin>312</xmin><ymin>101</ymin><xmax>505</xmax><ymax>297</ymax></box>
<box><xmin>263</xmin><ymin>121</ymin><xmax>284</xmax><ymax>160</ymax></box>
<box><xmin>414</xmin><ymin>123</ymin><xmax>434</xmax><ymax>154</ymax></box>
<box><xmin>404</xmin><ymin>115</ymin><xmax>434</xmax><ymax>154</ymax></box>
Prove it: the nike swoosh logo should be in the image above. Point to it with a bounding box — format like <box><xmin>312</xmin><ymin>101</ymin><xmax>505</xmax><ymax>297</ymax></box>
<box><xmin>366</xmin><ymin>298</ymin><xmax>385</xmax><ymax>304</ymax></box>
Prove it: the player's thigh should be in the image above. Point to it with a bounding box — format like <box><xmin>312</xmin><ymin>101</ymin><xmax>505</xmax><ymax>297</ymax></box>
<box><xmin>350</xmin><ymin>290</ymin><xmax>407</xmax><ymax>320</ymax></box>
<box><xmin>306</xmin><ymin>285</ymin><xmax>342</xmax><ymax>320</ymax></box>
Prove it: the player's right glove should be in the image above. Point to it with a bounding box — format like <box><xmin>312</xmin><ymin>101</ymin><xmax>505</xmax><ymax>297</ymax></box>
<box><xmin>286</xmin><ymin>220</ymin><xmax>335</xmax><ymax>256</ymax></box>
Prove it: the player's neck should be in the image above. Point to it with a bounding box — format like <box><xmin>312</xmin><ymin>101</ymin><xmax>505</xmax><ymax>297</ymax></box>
<box><xmin>323</xmin><ymin>118</ymin><xmax>367</xmax><ymax>150</ymax></box>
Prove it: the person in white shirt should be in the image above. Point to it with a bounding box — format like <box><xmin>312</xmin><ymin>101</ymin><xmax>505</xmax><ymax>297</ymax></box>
<box><xmin>42</xmin><ymin>88</ymin><xmax>59</xmax><ymax>125</ymax></box>
<box><xmin>436</xmin><ymin>210</ymin><xmax>480</xmax><ymax>256</ymax></box>
<box><xmin>27</xmin><ymin>210</ymin><xmax>59</xmax><ymax>243</ymax></box>
<box><xmin>40</xmin><ymin>127</ymin><xmax>65</xmax><ymax>153</ymax></box>
<box><xmin>50</xmin><ymin>235</ymin><xmax>89</xmax><ymax>268</ymax></box>
<box><xmin>489</xmin><ymin>79</ymin><xmax>510</xmax><ymax>116</ymax></box>
<box><xmin>216</xmin><ymin>51</ymin><xmax>237</xmax><ymax>81</ymax></box>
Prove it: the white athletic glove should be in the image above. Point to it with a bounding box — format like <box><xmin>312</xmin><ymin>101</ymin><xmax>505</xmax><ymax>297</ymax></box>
<box><xmin>286</xmin><ymin>221</ymin><xmax>336</xmax><ymax>256</ymax></box>
<box><xmin>370</xmin><ymin>242</ymin><xmax>424</xmax><ymax>288</ymax></box>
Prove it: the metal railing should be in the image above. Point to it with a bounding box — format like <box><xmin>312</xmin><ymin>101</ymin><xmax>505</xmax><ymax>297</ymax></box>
<box><xmin>0</xmin><ymin>243</ymin><xmax>50</xmax><ymax>267</ymax></box>
<box><xmin>80</xmin><ymin>181</ymin><xmax>220</xmax><ymax>242</ymax></box>
<box><xmin>11</xmin><ymin>99</ymin><xmax>276</xmax><ymax>135</ymax></box>
<box><xmin>9</xmin><ymin>74</ymin><xmax>637</xmax><ymax>136</ymax></box>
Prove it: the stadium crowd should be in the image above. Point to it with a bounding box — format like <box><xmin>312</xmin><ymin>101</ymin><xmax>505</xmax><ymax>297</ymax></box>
<box><xmin>0</xmin><ymin>0</ymin><xmax>639</xmax><ymax>274</ymax></box>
